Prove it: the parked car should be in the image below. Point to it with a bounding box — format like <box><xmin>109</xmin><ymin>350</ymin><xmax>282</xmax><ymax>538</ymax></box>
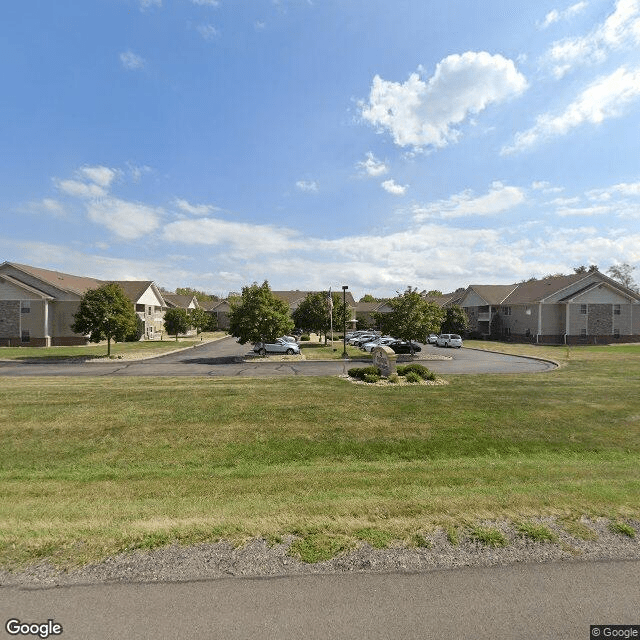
<box><xmin>253</xmin><ymin>339</ymin><xmax>301</xmax><ymax>355</ymax></box>
<box><xmin>427</xmin><ymin>334</ymin><xmax>438</xmax><ymax>344</ymax></box>
<box><xmin>348</xmin><ymin>333</ymin><xmax>377</xmax><ymax>346</ymax></box>
<box><xmin>436</xmin><ymin>334</ymin><xmax>463</xmax><ymax>348</ymax></box>
<box><xmin>388</xmin><ymin>340</ymin><xmax>422</xmax><ymax>354</ymax></box>
<box><xmin>361</xmin><ymin>337</ymin><xmax>395</xmax><ymax>352</ymax></box>
<box><xmin>279</xmin><ymin>335</ymin><xmax>297</xmax><ymax>343</ymax></box>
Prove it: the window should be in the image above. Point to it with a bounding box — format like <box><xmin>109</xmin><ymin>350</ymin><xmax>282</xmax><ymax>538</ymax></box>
<box><xmin>503</xmin><ymin>306</ymin><xmax>512</xmax><ymax>316</ymax></box>
<box><xmin>614</xmin><ymin>304</ymin><xmax>621</xmax><ymax>315</ymax></box>
<box><xmin>21</xmin><ymin>301</ymin><xmax>30</xmax><ymax>314</ymax></box>
<box><xmin>504</xmin><ymin>327</ymin><xmax>511</xmax><ymax>336</ymax></box>
<box><xmin>614</xmin><ymin>328</ymin><xmax>620</xmax><ymax>338</ymax></box>
<box><xmin>21</xmin><ymin>330</ymin><xmax>30</xmax><ymax>342</ymax></box>
<box><xmin>580</xmin><ymin>304</ymin><xmax>587</xmax><ymax>315</ymax></box>
<box><xmin>580</xmin><ymin>328</ymin><xmax>587</xmax><ymax>337</ymax></box>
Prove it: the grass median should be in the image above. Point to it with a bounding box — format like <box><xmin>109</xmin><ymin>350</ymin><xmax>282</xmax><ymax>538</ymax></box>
<box><xmin>1</xmin><ymin>342</ymin><xmax>639</xmax><ymax>568</ymax></box>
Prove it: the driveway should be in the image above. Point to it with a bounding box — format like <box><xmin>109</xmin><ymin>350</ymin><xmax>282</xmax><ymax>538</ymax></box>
<box><xmin>0</xmin><ymin>336</ymin><xmax>555</xmax><ymax>377</ymax></box>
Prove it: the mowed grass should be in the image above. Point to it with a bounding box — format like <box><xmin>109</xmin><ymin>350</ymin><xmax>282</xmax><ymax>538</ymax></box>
<box><xmin>0</xmin><ymin>332</ymin><xmax>227</xmax><ymax>360</ymax></box>
<box><xmin>1</xmin><ymin>343</ymin><xmax>639</xmax><ymax>567</ymax></box>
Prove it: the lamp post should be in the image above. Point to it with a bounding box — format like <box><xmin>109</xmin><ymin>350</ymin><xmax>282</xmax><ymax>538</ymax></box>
<box><xmin>342</xmin><ymin>285</ymin><xmax>348</xmax><ymax>358</ymax></box>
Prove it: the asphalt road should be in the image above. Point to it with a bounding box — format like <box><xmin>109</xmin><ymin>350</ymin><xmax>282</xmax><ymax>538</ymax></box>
<box><xmin>0</xmin><ymin>336</ymin><xmax>555</xmax><ymax>377</ymax></box>
<box><xmin>2</xmin><ymin>560</ymin><xmax>637</xmax><ymax>639</ymax></box>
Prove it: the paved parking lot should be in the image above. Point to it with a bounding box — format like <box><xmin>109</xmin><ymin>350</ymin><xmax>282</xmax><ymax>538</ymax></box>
<box><xmin>0</xmin><ymin>336</ymin><xmax>555</xmax><ymax>377</ymax></box>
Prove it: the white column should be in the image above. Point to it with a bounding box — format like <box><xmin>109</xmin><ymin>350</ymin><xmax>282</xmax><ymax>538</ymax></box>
<box><xmin>43</xmin><ymin>300</ymin><xmax>51</xmax><ymax>347</ymax></box>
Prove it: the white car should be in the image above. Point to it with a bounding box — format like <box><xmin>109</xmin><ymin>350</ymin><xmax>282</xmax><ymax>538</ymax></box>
<box><xmin>361</xmin><ymin>337</ymin><xmax>395</xmax><ymax>352</ymax></box>
<box><xmin>436</xmin><ymin>333</ymin><xmax>463</xmax><ymax>348</ymax></box>
<box><xmin>253</xmin><ymin>339</ymin><xmax>300</xmax><ymax>355</ymax></box>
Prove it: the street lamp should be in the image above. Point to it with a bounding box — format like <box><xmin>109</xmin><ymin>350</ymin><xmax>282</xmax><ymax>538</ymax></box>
<box><xmin>342</xmin><ymin>285</ymin><xmax>348</xmax><ymax>358</ymax></box>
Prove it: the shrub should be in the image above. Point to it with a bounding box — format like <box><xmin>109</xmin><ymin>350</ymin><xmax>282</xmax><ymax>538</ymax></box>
<box><xmin>300</xmin><ymin>335</ymin><xmax>311</xmax><ymax>341</ymax></box>
<box><xmin>363</xmin><ymin>373</ymin><xmax>381</xmax><ymax>383</ymax></box>
<box><xmin>397</xmin><ymin>363</ymin><xmax>436</xmax><ymax>381</ymax></box>
<box><xmin>387</xmin><ymin>374</ymin><xmax>399</xmax><ymax>384</ymax></box>
<box><xmin>405</xmin><ymin>371</ymin><xmax>422</xmax><ymax>383</ymax></box>
<box><xmin>348</xmin><ymin>366</ymin><xmax>382</xmax><ymax>381</ymax></box>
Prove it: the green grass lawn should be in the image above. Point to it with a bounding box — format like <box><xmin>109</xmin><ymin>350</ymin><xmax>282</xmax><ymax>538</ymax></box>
<box><xmin>300</xmin><ymin>341</ymin><xmax>372</xmax><ymax>360</ymax></box>
<box><xmin>1</xmin><ymin>342</ymin><xmax>639</xmax><ymax>568</ymax></box>
<box><xmin>0</xmin><ymin>332</ymin><xmax>227</xmax><ymax>360</ymax></box>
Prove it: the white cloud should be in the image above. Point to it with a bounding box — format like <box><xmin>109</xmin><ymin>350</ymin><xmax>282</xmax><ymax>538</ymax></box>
<box><xmin>87</xmin><ymin>198</ymin><xmax>163</xmax><ymax>240</ymax></box>
<box><xmin>360</xmin><ymin>51</ymin><xmax>527</xmax><ymax>149</ymax></box>
<box><xmin>173</xmin><ymin>198</ymin><xmax>218</xmax><ymax>216</ymax></box>
<box><xmin>503</xmin><ymin>66</ymin><xmax>640</xmax><ymax>153</ymax></box>
<box><xmin>545</xmin><ymin>0</ymin><xmax>640</xmax><ymax>77</ymax></box>
<box><xmin>163</xmin><ymin>217</ymin><xmax>301</xmax><ymax>254</ymax></box>
<box><xmin>197</xmin><ymin>24</ymin><xmax>219</xmax><ymax>40</ymax></box>
<box><xmin>356</xmin><ymin>152</ymin><xmax>388</xmax><ymax>177</ymax></box>
<box><xmin>79</xmin><ymin>166</ymin><xmax>119</xmax><ymax>188</ymax></box>
<box><xmin>191</xmin><ymin>0</ymin><xmax>220</xmax><ymax>5</ymax></box>
<box><xmin>541</xmin><ymin>2</ymin><xmax>588</xmax><ymax>28</ymax></box>
<box><xmin>532</xmin><ymin>180</ymin><xmax>564</xmax><ymax>193</ymax></box>
<box><xmin>120</xmin><ymin>51</ymin><xmax>146</xmax><ymax>71</ymax></box>
<box><xmin>413</xmin><ymin>182</ymin><xmax>526</xmax><ymax>219</ymax></box>
<box><xmin>381</xmin><ymin>179</ymin><xmax>407</xmax><ymax>195</ymax></box>
<box><xmin>296</xmin><ymin>180</ymin><xmax>319</xmax><ymax>192</ymax></box>
<box><xmin>57</xmin><ymin>179</ymin><xmax>107</xmax><ymax>198</ymax></box>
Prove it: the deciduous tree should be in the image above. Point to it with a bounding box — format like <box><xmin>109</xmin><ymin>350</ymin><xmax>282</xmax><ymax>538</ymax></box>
<box><xmin>375</xmin><ymin>287</ymin><xmax>444</xmax><ymax>353</ymax></box>
<box><xmin>164</xmin><ymin>308</ymin><xmax>190</xmax><ymax>341</ymax></box>
<box><xmin>71</xmin><ymin>283</ymin><xmax>139</xmax><ymax>356</ymax></box>
<box><xmin>228</xmin><ymin>281</ymin><xmax>294</xmax><ymax>345</ymax></box>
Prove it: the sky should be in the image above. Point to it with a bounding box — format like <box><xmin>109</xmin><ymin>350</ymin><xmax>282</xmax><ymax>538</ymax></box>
<box><xmin>2</xmin><ymin>0</ymin><xmax>640</xmax><ymax>299</ymax></box>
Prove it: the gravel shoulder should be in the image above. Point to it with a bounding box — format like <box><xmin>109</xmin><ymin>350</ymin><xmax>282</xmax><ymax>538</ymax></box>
<box><xmin>2</xmin><ymin>518</ymin><xmax>639</xmax><ymax>587</ymax></box>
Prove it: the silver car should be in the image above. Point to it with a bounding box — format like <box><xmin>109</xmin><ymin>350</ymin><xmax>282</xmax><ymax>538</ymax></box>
<box><xmin>436</xmin><ymin>333</ymin><xmax>463</xmax><ymax>348</ymax></box>
<box><xmin>253</xmin><ymin>338</ymin><xmax>300</xmax><ymax>355</ymax></box>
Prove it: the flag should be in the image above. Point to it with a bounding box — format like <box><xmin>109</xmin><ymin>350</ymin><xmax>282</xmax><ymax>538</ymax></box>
<box><xmin>327</xmin><ymin>287</ymin><xmax>333</xmax><ymax>311</ymax></box>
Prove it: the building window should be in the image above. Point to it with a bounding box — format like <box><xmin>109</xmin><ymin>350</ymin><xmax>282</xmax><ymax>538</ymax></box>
<box><xmin>21</xmin><ymin>301</ymin><xmax>30</xmax><ymax>314</ymax></box>
<box><xmin>613</xmin><ymin>328</ymin><xmax>620</xmax><ymax>338</ymax></box>
<box><xmin>503</xmin><ymin>306</ymin><xmax>512</xmax><ymax>316</ymax></box>
<box><xmin>614</xmin><ymin>304</ymin><xmax>621</xmax><ymax>315</ymax></box>
<box><xmin>580</xmin><ymin>328</ymin><xmax>587</xmax><ymax>337</ymax></box>
<box><xmin>21</xmin><ymin>330</ymin><xmax>30</xmax><ymax>342</ymax></box>
<box><xmin>580</xmin><ymin>304</ymin><xmax>587</xmax><ymax>315</ymax></box>
<box><xmin>504</xmin><ymin>327</ymin><xmax>511</xmax><ymax>336</ymax></box>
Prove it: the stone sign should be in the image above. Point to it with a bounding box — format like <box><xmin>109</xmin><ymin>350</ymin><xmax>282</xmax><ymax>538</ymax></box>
<box><xmin>371</xmin><ymin>345</ymin><xmax>397</xmax><ymax>377</ymax></box>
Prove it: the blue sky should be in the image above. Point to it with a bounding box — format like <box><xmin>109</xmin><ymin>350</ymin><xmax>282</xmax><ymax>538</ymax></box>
<box><xmin>2</xmin><ymin>0</ymin><xmax>640</xmax><ymax>298</ymax></box>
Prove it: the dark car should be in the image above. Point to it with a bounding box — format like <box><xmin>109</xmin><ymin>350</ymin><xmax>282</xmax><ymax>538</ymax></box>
<box><xmin>388</xmin><ymin>340</ymin><xmax>422</xmax><ymax>354</ymax></box>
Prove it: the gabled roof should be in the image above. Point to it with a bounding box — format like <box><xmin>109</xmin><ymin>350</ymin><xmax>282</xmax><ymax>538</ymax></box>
<box><xmin>502</xmin><ymin>273</ymin><xmax>588</xmax><ymax>304</ymax></box>
<box><xmin>465</xmin><ymin>284</ymin><xmax>519</xmax><ymax>306</ymax></box>
<box><xmin>3</xmin><ymin>262</ymin><xmax>103</xmax><ymax>296</ymax></box>
<box><xmin>162</xmin><ymin>293</ymin><xmax>198</xmax><ymax>309</ymax></box>
<box><xmin>1</xmin><ymin>262</ymin><xmax>163</xmax><ymax>306</ymax></box>
<box><xmin>110</xmin><ymin>280</ymin><xmax>156</xmax><ymax>303</ymax></box>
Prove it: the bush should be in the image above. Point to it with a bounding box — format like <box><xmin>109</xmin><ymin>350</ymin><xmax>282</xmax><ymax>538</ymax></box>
<box><xmin>348</xmin><ymin>366</ymin><xmax>382</xmax><ymax>381</ymax></box>
<box><xmin>363</xmin><ymin>373</ymin><xmax>381</xmax><ymax>383</ymax></box>
<box><xmin>405</xmin><ymin>371</ymin><xmax>422</xmax><ymax>383</ymax></box>
<box><xmin>397</xmin><ymin>363</ymin><xmax>436</xmax><ymax>381</ymax></box>
<box><xmin>300</xmin><ymin>335</ymin><xmax>311</xmax><ymax>341</ymax></box>
<box><xmin>387</xmin><ymin>374</ymin><xmax>399</xmax><ymax>384</ymax></box>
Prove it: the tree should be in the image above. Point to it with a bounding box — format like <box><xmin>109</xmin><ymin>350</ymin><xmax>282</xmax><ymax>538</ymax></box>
<box><xmin>189</xmin><ymin>307</ymin><xmax>215</xmax><ymax>334</ymax></box>
<box><xmin>291</xmin><ymin>291</ymin><xmax>350</xmax><ymax>341</ymax></box>
<box><xmin>175</xmin><ymin>287</ymin><xmax>219</xmax><ymax>303</ymax></box>
<box><xmin>292</xmin><ymin>291</ymin><xmax>331</xmax><ymax>335</ymax></box>
<box><xmin>441</xmin><ymin>305</ymin><xmax>469</xmax><ymax>334</ymax></box>
<box><xmin>574</xmin><ymin>265</ymin><xmax>599</xmax><ymax>274</ymax></box>
<box><xmin>359</xmin><ymin>294</ymin><xmax>379</xmax><ymax>303</ymax></box>
<box><xmin>607</xmin><ymin>262</ymin><xmax>638</xmax><ymax>291</ymax></box>
<box><xmin>425</xmin><ymin>290</ymin><xmax>443</xmax><ymax>297</ymax></box>
<box><xmin>374</xmin><ymin>287</ymin><xmax>445</xmax><ymax>353</ymax></box>
<box><xmin>164</xmin><ymin>308</ymin><xmax>190</xmax><ymax>341</ymax></box>
<box><xmin>71</xmin><ymin>283</ymin><xmax>139</xmax><ymax>356</ymax></box>
<box><xmin>228</xmin><ymin>281</ymin><xmax>294</xmax><ymax>345</ymax></box>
